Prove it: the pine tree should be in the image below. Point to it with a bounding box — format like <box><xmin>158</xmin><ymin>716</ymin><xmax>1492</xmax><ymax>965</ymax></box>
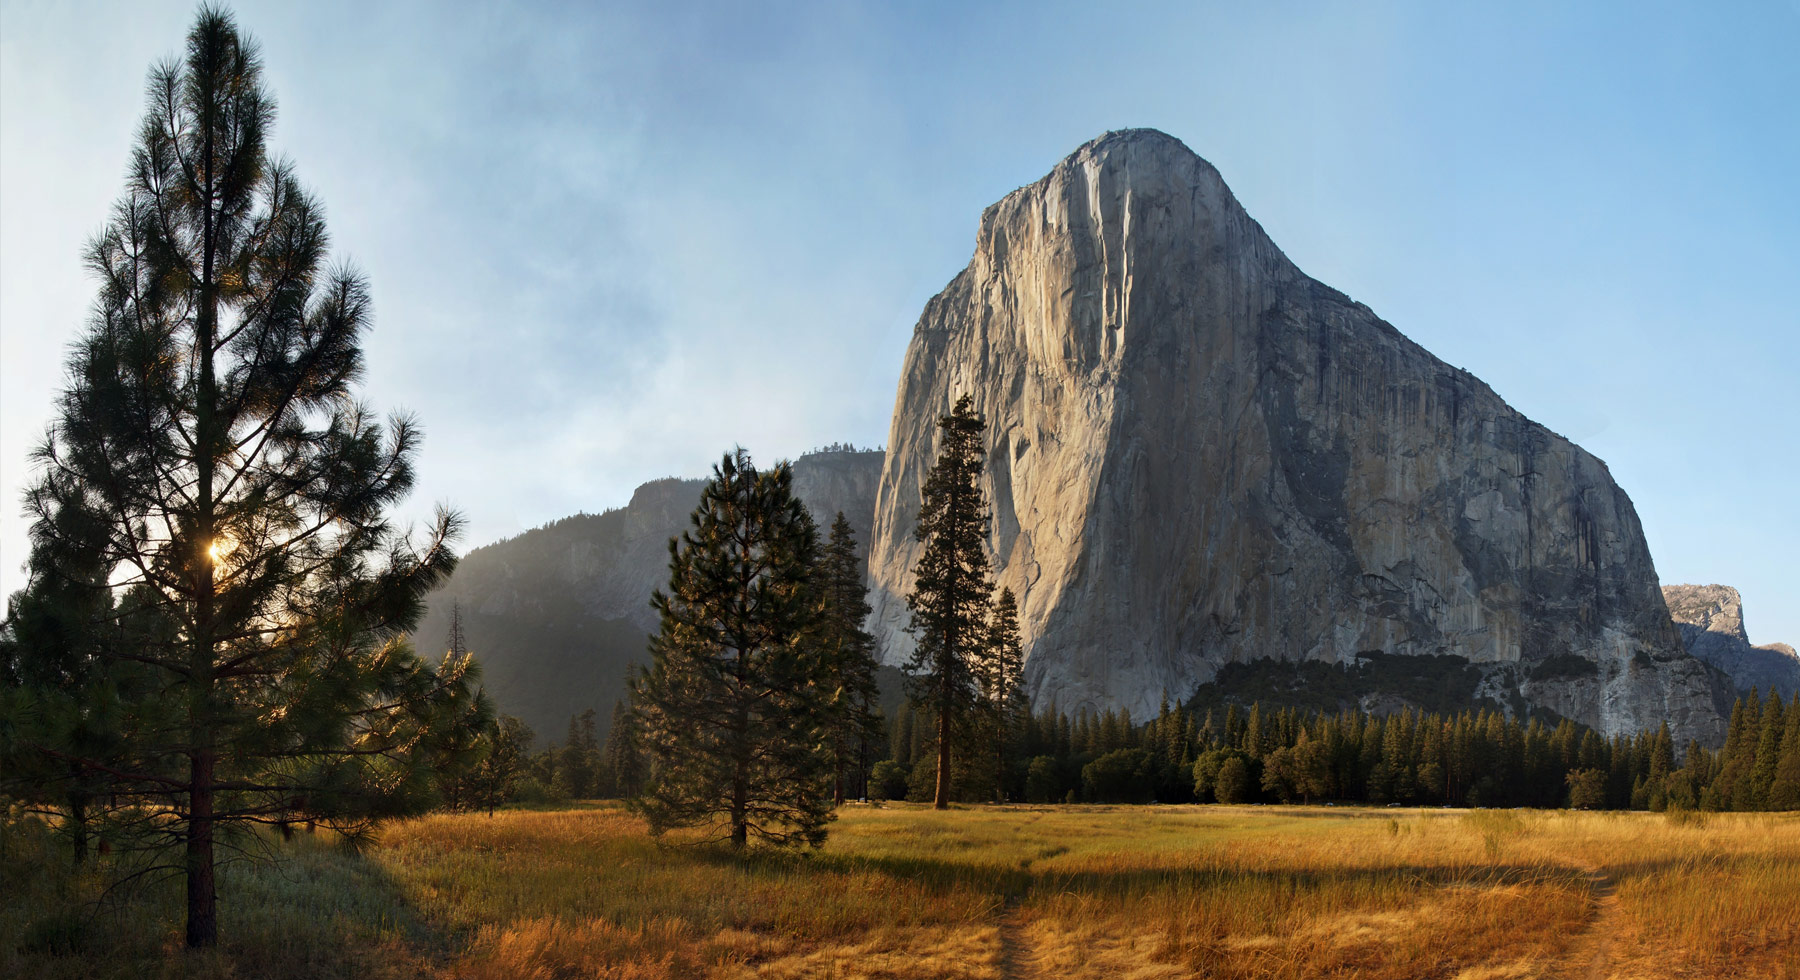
<box><xmin>629</xmin><ymin>450</ymin><xmax>835</xmax><ymax>848</ymax></box>
<box><xmin>903</xmin><ymin>395</ymin><xmax>994</xmax><ymax>809</ymax></box>
<box><xmin>1750</xmin><ymin>691</ymin><xmax>1785</xmax><ymax>810</ymax></box>
<box><xmin>1767</xmin><ymin>694</ymin><xmax>1800</xmax><ymax>811</ymax></box>
<box><xmin>1</xmin><ymin>9</ymin><xmax>486</xmax><ymax>947</ymax></box>
<box><xmin>601</xmin><ymin>700</ymin><xmax>645</xmax><ymax>799</ymax></box>
<box><xmin>554</xmin><ymin>711</ymin><xmax>599</xmax><ymax>799</ymax></box>
<box><xmin>978</xmin><ymin>588</ymin><xmax>1027</xmax><ymax>802</ymax></box>
<box><xmin>890</xmin><ymin>701</ymin><xmax>915</xmax><ymax>767</ymax></box>
<box><xmin>452</xmin><ymin>715</ymin><xmax>532</xmax><ymax>816</ymax></box>
<box><xmin>817</xmin><ymin>513</ymin><xmax>881</xmax><ymax>804</ymax></box>
<box><xmin>1716</xmin><ymin>693</ymin><xmax>1758</xmax><ymax>809</ymax></box>
<box><xmin>0</xmin><ymin>544</ymin><xmax>133</xmax><ymax>868</ymax></box>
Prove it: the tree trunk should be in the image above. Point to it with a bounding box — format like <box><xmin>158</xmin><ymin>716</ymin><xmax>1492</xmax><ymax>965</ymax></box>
<box><xmin>731</xmin><ymin>769</ymin><xmax>748</xmax><ymax>849</ymax></box>
<box><xmin>186</xmin><ymin>748</ymin><xmax>217</xmax><ymax>948</ymax></box>
<box><xmin>187</xmin><ymin>105</ymin><xmax>221</xmax><ymax>950</ymax></box>
<box><xmin>833</xmin><ymin>732</ymin><xmax>846</xmax><ymax>806</ymax></box>
<box><xmin>69</xmin><ymin>794</ymin><xmax>88</xmax><ymax>869</ymax></box>
<box><xmin>934</xmin><ymin>694</ymin><xmax>952</xmax><ymax>809</ymax></box>
<box><xmin>732</xmin><ymin>640</ymin><xmax>750</xmax><ymax>848</ymax></box>
<box><xmin>995</xmin><ymin>744</ymin><xmax>1005</xmax><ymax>805</ymax></box>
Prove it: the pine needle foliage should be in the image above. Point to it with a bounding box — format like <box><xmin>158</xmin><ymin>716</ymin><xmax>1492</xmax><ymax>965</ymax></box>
<box><xmin>630</xmin><ymin>450</ymin><xmax>835</xmax><ymax>848</ymax></box>
<box><xmin>818</xmin><ymin>513</ymin><xmax>882</xmax><ymax>804</ymax></box>
<box><xmin>979</xmin><ymin>588</ymin><xmax>1027</xmax><ymax>802</ymax></box>
<box><xmin>904</xmin><ymin>394</ymin><xmax>995</xmax><ymax>809</ymax></box>
<box><xmin>0</xmin><ymin>7</ymin><xmax>486</xmax><ymax>948</ymax></box>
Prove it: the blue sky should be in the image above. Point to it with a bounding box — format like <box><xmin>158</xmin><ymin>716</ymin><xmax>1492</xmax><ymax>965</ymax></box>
<box><xmin>2</xmin><ymin>1</ymin><xmax>1795</xmax><ymax>643</ymax></box>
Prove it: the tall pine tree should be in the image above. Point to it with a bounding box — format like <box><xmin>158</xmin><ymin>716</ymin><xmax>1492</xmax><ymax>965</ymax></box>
<box><xmin>601</xmin><ymin>699</ymin><xmax>645</xmax><ymax>799</ymax></box>
<box><xmin>818</xmin><ymin>513</ymin><xmax>882</xmax><ymax>804</ymax></box>
<box><xmin>629</xmin><ymin>450</ymin><xmax>835</xmax><ymax>847</ymax></box>
<box><xmin>904</xmin><ymin>394</ymin><xmax>994</xmax><ymax>809</ymax></box>
<box><xmin>980</xmin><ymin>588</ymin><xmax>1026</xmax><ymax>802</ymax></box>
<box><xmin>2</xmin><ymin>8</ymin><xmax>485</xmax><ymax>947</ymax></box>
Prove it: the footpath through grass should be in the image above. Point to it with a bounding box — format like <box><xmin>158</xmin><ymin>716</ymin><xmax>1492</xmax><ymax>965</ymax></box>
<box><xmin>3</xmin><ymin>802</ymin><xmax>1798</xmax><ymax>979</ymax></box>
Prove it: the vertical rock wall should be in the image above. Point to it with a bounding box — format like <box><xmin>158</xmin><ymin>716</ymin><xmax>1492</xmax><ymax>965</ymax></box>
<box><xmin>865</xmin><ymin>129</ymin><xmax>1729</xmax><ymax>745</ymax></box>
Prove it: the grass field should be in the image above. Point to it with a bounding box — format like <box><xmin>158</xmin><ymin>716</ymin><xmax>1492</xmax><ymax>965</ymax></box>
<box><xmin>3</xmin><ymin>802</ymin><xmax>1797</xmax><ymax>979</ymax></box>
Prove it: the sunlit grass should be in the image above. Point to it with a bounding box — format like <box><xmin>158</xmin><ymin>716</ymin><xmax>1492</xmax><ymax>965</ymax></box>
<box><xmin>3</xmin><ymin>802</ymin><xmax>1797</xmax><ymax>978</ymax></box>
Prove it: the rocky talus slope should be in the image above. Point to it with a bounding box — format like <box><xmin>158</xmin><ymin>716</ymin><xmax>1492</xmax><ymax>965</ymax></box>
<box><xmin>865</xmin><ymin>129</ymin><xmax>1730</xmax><ymax>745</ymax></box>
<box><xmin>1662</xmin><ymin>584</ymin><xmax>1800</xmax><ymax>696</ymax></box>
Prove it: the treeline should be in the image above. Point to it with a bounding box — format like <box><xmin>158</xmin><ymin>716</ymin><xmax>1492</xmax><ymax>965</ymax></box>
<box><xmin>876</xmin><ymin>689</ymin><xmax>1800</xmax><ymax>810</ymax></box>
<box><xmin>806</xmin><ymin>441</ymin><xmax>883</xmax><ymax>455</ymax></box>
<box><xmin>453</xmin><ymin>704</ymin><xmax>646</xmax><ymax>808</ymax></box>
<box><xmin>506</xmin><ymin>686</ymin><xmax>1800</xmax><ymax>814</ymax></box>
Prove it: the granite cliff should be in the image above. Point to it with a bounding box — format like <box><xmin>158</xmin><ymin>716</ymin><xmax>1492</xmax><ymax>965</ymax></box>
<box><xmin>865</xmin><ymin>129</ymin><xmax>1730</xmax><ymax>746</ymax></box>
<box><xmin>416</xmin><ymin>449</ymin><xmax>883</xmax><ymax>736</ymax></box>
<box><xmin>1662</xmin><ymin>584</ymin><xmax>1800</xmax><ymax>696</ymax></box>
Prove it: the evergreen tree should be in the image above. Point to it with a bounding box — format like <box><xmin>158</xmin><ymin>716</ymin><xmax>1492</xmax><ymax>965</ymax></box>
<box><xmin>0</xmin><ymin>545</ymin><xmax>134</xmax><ymax>868</ymax></box>
<box><xmin>903</xmin><ymin>395</ymin><xmax>994</xmax><ymax>809</ymax></box>
<box><xmin>629</xmin><ymin>450</ymin><xmax>834</xmax><ymax>848</ymax></box>
<box><xmin>601</xmin><ymin>699</ymin><xmax>645</xmax><ymax>799</ymax></box>
<box><xmin>979</xmin><ymin>588</ymin><xmax>1027</xmax><ymax>802</ymax></box>
<box><xmin>890</xmin><ymin>701</ymin><xmax>915</xmax><ymax>768</ymax></box>
<box><xmin>1750</xmin><ymin>691</ymin><xmax>1785</xmax><ymax>810</ymax></box>
<box><xmin>1718</xmin><ymin>693</ymin><xmax>1758</xmax><ymax>809</ymax></box>
<box><xmin>1</xmin><ymin>9</ymin><xmax>485</xmax><ymax>947</ymax></box>
<box><xmin>448</xmin><ymin>714</ymin><xmax>532</xmax><ymax>816</ymax></box>
<box><xmin>817</xmin><ymin>513</ymin><xmax>881</xmax><ymax>804</ymax></box>
<box><xmin>1767</xmin><ymin>694</ymin><xmax>1800</xmax><ymax>811</ymax></box>
<box><xmin>553</xmin><ymin>710</ymin><xmax>600</xmax><ymax>799</ymax></box>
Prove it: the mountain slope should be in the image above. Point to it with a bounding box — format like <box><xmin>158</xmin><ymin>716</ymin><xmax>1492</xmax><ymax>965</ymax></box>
<box><xmin>416</xmin><ymin>450</ymin><xmax>882</xmax><ymax>737</ymax></box>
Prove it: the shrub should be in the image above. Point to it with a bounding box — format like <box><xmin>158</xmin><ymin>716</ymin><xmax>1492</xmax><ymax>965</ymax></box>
<box><xmin>1024</xmin><ymin>756</ymin><xmax>1061</xmax><ymax>804</ymax></box>
<box><xmin>1215</xmin><ymin>758</ymin><xmax>1253</xmax><ymax>804</ymax></box>
<box><xmin>1082</xmin><ymin>749</ymin><xmax>1155</xmax><ymax>804</ymax></box>
<box><xmin>1192</xmin><ymin>747</ymin><xmax>1254</xmax><ymax>803</ymax></box>
<box><xmin>870</xmin><ymin>761</ymin><xmax>911</xmax><ymax>801</ymax></box>
<box><xmin>1566</xmin><ymin>768</ymin><xmax>1608</xmax><ymax>810</ymax></box>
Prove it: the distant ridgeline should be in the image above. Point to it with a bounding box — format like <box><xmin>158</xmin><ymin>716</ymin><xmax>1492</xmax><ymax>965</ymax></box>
<box><xmin>415</xmin><ymin>450</ymin><xmax>885</xmax><ymax>740</ymax></box>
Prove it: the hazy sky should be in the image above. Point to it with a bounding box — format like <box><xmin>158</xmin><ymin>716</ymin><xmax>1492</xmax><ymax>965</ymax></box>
<box><xmin>3</xmin><ymin>1</ymin><xmax>1795</xmax><ymax>643</ymax></box>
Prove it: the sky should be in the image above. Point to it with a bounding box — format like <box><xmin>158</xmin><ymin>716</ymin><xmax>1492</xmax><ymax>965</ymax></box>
<box><xmin>2</xmin><ymin>1</ymin><xmax>1795</xmax><ymax>644</ymax></box>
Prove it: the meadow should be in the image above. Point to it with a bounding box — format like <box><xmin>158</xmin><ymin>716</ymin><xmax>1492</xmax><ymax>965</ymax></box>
<box><xmin>2</xmin><ymin>802</ymin><xmax>1797</xmax><ymax>980</ymax></box>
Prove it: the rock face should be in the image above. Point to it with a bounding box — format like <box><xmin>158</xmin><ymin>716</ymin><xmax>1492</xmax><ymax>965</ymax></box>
<box><xmin>416</xmin><ymin>449</ymin><xmax>882</xmax><ymax>737</ymax></box>
<box><xmin>1662</xmin><ymin>584</ymin><xmax>1800</xmax><ymax>696</ymax></box>
<box><xmin>865</xmin><ymin>129</ymin><xmax>1730</xmax><ymax>746</ymax></box>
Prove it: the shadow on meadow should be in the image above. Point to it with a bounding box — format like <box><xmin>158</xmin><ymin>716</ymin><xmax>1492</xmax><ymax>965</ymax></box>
<box><xmin>10</xmin><ymin>804</ymin><xmax>1797</xmax><ymax>979</ymax></box>
<box><xmin>681</xmin><ymin>826</ymin><xmax>1623</xmax><ymax>908</ymax></box>
<box><xmin>0</xmin><ymin>816</ymin><xmax>451</xmax><ymax>980</ymax></box>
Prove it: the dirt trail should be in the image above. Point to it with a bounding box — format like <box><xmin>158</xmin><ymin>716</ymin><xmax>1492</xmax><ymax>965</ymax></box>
<box><xmin>1561</xmin><ymin>866</ymin><xmax>1621</xmax><ymax>980</ymax></box>
<box><xmin>995</xmin><ymin>896</ymin><xmax>1039</xmax><ymax>980</ymax></box>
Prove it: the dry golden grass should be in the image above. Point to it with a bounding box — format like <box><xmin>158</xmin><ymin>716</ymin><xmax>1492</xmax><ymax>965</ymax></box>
<box><xmin>3</xmin><ymin>803</ymin><xmax>1797</xmax><ymax>979</ymax></box>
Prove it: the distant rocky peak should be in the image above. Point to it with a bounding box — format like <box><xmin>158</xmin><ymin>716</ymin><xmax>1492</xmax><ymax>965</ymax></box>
<box><xmin>1663</xmin><ymin>584</ymin><xmax>1798</xmax><ymax>696</ymax></box>
<box><xmin>1662</xmin><ymin>584</ymin><xmax>1749</xmax><ymax>642</ymax></box>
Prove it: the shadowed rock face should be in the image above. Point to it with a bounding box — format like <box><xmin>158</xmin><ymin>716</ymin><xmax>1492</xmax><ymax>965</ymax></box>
<box><xmin>865</xmin><ymin>129</ymin><xmax>1729</xmax><ymax>746</ymax></box>
<box><xmin>1663</xmin><ymin>584</ymin><xmax>1800</xmax><ymax>697</ymax></box>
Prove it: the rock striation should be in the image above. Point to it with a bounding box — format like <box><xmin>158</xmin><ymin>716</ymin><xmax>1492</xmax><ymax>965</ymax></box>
<box><xmin>865</xmin><ymin>129</ymin><xmax>1730</xmax><ymax>746</ymax></box>
<box><xmin>416</xmin><ymin>449</ymin><xmax>882</xmax><ymax>736</ymax></box>
<box><xmin>1662</xmin><ymin>584</ymin><xmax>1800</xmax><ymax>697</ymax></box>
